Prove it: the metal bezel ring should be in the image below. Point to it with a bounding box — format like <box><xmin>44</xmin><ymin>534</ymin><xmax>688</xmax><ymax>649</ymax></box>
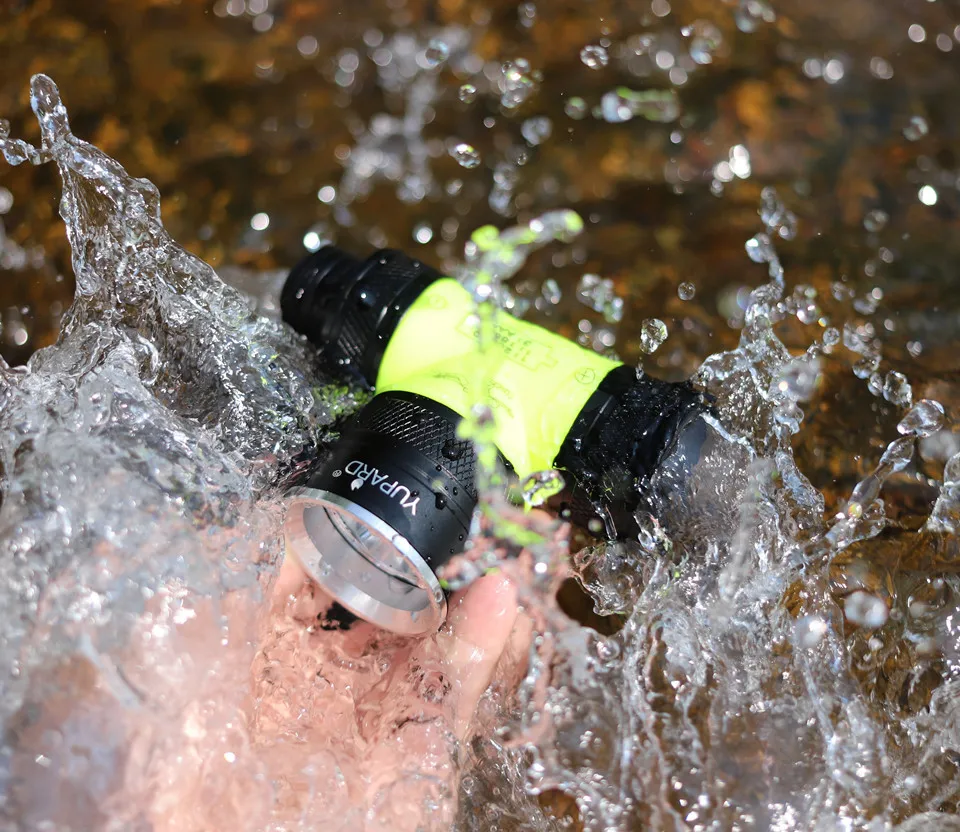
<box><xmin>284</xmin><ymin>487</ymin><xmax>447</xmax><ymax>635</ymax></box>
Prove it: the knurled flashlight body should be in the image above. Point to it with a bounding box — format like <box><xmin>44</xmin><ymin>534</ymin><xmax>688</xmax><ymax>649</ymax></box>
<box><xmin>281</xmin><ymin>246</ymin><xmax>708</xmax><ymax>634</ymax></box>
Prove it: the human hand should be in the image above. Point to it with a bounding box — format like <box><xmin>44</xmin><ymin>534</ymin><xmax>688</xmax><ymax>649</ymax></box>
<box><xmin>250</xmin><ymin>553</ymin><xmax>530</xmax><ymax>831</ymax></box>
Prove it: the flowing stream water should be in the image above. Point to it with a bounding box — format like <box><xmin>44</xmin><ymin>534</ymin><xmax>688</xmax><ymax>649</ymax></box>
<box><xmin>2</xmin><ymin>4</ymin><xmax>960</xmax><ymax>831</ymax></box>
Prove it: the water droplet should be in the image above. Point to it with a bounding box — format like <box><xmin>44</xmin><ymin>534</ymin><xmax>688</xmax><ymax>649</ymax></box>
<box><xmin>822</xmin><ymin>327</ymin><xmax>840</xmax><ymax>347</ymax></box>
<box><xmin>413</xmin><ymin>222</ymin><xmax>433</xmax><ymax>244</ymax></box>
<box><xmin>678</xmin><ymin>281</ymin><xmax>696</xmax><ymax>301</ymax></box>
<box><xmin>776</xmin><ymin>356</ymin><xmax>821</xmax><ymax>401</ymax></box>
<box><xmin>903</xmin><ymin>115</ymin><xmax>929</xmax><ymax>141</ymax></box>
<box><xmin>745</xmin><ymin>233</ymin><xmax>774</xmax><ymax>263</ymax></box>
<box><xmin>735</xmin><ymin>0</ymin><xmax>776</xmax><ymax>33</ymax></box>
<box><xmin>458</xmin><ymin>83</ymin><xmax>478</xmax><ymax>103</ymax></box>
<box><xmin>863</xmin><ymin>209</ymin><xmax>888</xmax><ymax>232</ymax></box>
<box><xmin>499</xmin><ymin>59</ymin><xmax>538</xmax><ymax>109</ymax></box>
<box><xmin>760</xmin><ymin>187</ymin><xmax>797</xmax><ymax>240</ymax></box>
<box><xmin>853</xmin><ymin>354</ymin><xmax>880</xmax><ymax>379</ymax></box>
<box><xmin>795</xmin><ymin>615</ymin><xmax>828</xmax><ymax>648</ymax></box>
<box><xmin>595</xmin><ymin>638</ymin><xmax>621</xmax><ymax>661</ymax></box>
<box><xmin>897</xmin><ymin>399</ymin><xmax>944</xmax><ymax>437</ymax></box>
<box><xmin>521</xmin><ymin>116</ymin><xmax>552</xmax><ymax>146</ymax></box>
<box><xmin>450</xmin><ymin>142</ymin><xmax>481</xmax><ymax>169</ymax></box>
<box><xmin>441</xmin><ymin>441</ymin><xmax>463</xmax><ymax>460</ymax></box>
<box><xmin>918</xmin><ymin>185</ymin><xmax>938</xmax><ymax>206</ymax></box>
<box><xmin>423</xmin><ymin>38</ymin><xmax>450</xmax><ymax>68</ymax></box>
<box><xmin>564</xmin><ymin>97</ymin><xmax>588</xmax><ymax>119</ymax></box>
<box><xmin>883</xmin><ymin>371</ymin><xmax>913</xmax><ymax>407</ymax></box>
<box><xmin>844</xmin><ymin>591</ymin><xmax>889</xmax><ymax>629</ymax></box>
<box><xmin>580</xmin><ymin>44</ymin><xmax>609</xmax><ymax>69</ymax></box>
<box><xmin>879</xmin><ymin>435</ymin><xmax>915</xmax><ymax>472</ymax></box>
<box><xmin>640</xmin><ymin>319</ymin><xmax>668</xmax><ymax>354</ymax></box>
<box><xmin>520</xmin><ymin>469</ymin><xmax>565</xmax><ymax>508</ymax></box>
<box><xmin>683</xmin><ymin>20</ymin><xmax>723</xmax><ymax>65</ymax></box>
<box><xmin>576</xmin><ymin>273</ymin><xmax>623</xmax><ymax>323</ymax></box>
<box><xmin>601</xmin><ymin>88</ymin><xmax>680</xmax><ymax>124</ymax></box>
<box><xmin>541</xmin><ymin>278</ymin><xmax>562</xmax><ymax>305</ymax></box>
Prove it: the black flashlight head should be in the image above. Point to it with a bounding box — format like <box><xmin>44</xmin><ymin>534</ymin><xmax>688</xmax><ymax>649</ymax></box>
<box><xmin>284</xmin><ymin>391</ymin><xmax>478</xmax><ymax>635</ymax></box>
<box><xmin>280</xmin><ymin>246</ymin><xmax>442</xmax><ymax>389</ymax></box>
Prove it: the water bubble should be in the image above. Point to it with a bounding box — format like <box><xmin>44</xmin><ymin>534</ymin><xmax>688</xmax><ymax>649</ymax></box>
<box><xmin>863</xmin><ymin>209</ymin><xmax>888</xmax><ymax>232</ymax></box>
<box><xmin>521</xmin><ymin>116</ymin><xmax>552</xmax><ymax>146</ymax></box>
<box><xmin>580</xmin><ymin>45</ymin><xmax>609</xmax><ymax>69</ymax></box>
<box><xmin>897</xmin><ymin>399</ymin><xmax>945</xmax><ymax>437</ymax></box>
<box><xmin>458</xmin><ymin>83</ymin><xmax>478</xmax><ymax>103</ymax></box>
<box><xmin>678</xmin><ymin>282</ymin><xmax>696</xmax><ymax>301</ymax></box>
<box><xmin>795</xmin><ymin>615</ymin><xmax>829</xmax><ymax>648</ymax></box>
<box><xmin>844</xmin><ymin>591</ymin><xmax>889</xmax><ymax>629</ymax></box>
<box><xmin>450</xmin><ymin>142</ymin><xmax>481</xmax><ymax>169</ymax></box>
<box><xmin>423</xmin><ymin>38</ymin><xmax>450</xmax><ymax>69</ymax></box>
<box><xmin>0</xmin><ymin>187</ymin><xmax>12</xmax><ymax>215</ymax></box>
<box><xmin>883</xmin><ymin>371</ymin><xmax>913</xmax><ymax>407</ymax></box>
<box><xmin>823</xmin><ymin>327</ymin><xmax>840</xmax><ymax>347</ymax></box>
<box><xmin>903</xmin><ymin>115</ymin><xmax>929</xmax><ymax>141</ymax></box>
<box><xmin>867</xmin><ymin>372</ymin><xmax>884</xmax><ymax>397</ymax></box>
<box><xmin>250</xmin><ymin>212</ymin><xmax>270</xmax><ymax>231</ymax></box>
<box><xmin>640</xmin><ymin>319</ymin><xmax>668</xmax><ymax>353</ymax></box>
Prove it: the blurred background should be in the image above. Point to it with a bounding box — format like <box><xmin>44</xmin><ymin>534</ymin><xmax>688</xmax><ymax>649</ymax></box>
<box><xmin>1</xmin><ymin>0</ymin><xmax>959</xmax><ymax>581</ymax></box>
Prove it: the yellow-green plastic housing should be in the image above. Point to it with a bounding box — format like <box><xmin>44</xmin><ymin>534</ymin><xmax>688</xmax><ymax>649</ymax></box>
<box><xmin>376</xmin><ymin>278</ymin><xmax>621</xmax><ymax>478</ymax></box>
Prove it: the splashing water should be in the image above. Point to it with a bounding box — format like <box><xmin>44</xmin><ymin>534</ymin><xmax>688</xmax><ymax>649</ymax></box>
<box><xmin>2</xmin><ymin>53</ymin><xmax>960</xmax><ymax>832</ymax></box>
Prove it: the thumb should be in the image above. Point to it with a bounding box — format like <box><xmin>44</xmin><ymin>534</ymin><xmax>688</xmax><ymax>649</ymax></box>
<box><xmin>439</xmin><ymin>572</ymin><xmax>520</xmax><ymax>738</ymax></box>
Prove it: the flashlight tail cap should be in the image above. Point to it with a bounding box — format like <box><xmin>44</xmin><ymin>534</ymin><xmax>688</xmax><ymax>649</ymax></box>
<box><xmin>281</xmin><ymin>245</ymin><xmax>442</xmax><ymax>388</ymax></box>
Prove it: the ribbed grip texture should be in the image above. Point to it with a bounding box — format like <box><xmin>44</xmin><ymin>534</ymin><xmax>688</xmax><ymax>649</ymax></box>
<box><xmin>281</xmin><ymin>246</ymin><xmax>441</xmax><ymax>387</ymax></box>
<box><xmin>555</xmin><ymin>367</ymin><xmax>708</xmax><ymax>538</ymax></box>
<box><xmin>354</xmin><ymin>393</ymin><xmax>478</xmax><ymax>500</ymax></box>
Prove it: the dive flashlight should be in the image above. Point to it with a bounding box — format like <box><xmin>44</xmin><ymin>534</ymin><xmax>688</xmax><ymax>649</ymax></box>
<box><xmin>281</xmin><ymin>245</ymin><xmax>709</xmax><ymax>634</ymax></box>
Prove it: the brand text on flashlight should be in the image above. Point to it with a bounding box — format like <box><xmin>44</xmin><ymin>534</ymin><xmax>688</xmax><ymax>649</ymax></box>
<box><xmin>344</xmin><ymin>459</ymin><xmax>421</xmax><ymax>515</ymax></box>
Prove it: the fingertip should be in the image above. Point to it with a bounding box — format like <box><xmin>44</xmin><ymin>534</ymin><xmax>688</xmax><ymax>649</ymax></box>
<box><xmin>273</xmin><ymin>552</ymin><xmax>308</xmax><ymax>601</ymax></box>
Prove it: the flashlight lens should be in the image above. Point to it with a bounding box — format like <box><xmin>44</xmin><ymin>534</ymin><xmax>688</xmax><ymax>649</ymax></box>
<box><xmin>310</xmin><ymin>505</ymin><xmax>421</xmax><ymax>589</ymax></box>
<box><xmin>302</xmin><ymin>504</ymin><xmax>425</xmax><ymax>607</ymax></box>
